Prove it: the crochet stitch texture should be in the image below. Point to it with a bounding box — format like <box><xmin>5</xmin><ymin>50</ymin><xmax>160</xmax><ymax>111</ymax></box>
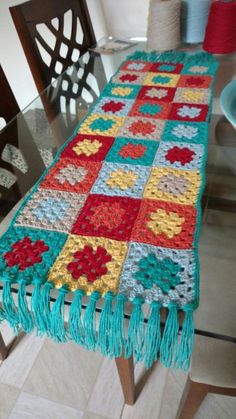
<box><xmin>0</xmin><ymin>51</ymin><xmax>218</xmax><ymax>370</ymax></box>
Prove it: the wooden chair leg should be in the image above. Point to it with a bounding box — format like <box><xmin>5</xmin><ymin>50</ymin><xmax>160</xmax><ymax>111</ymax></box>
<box><xmin>176</xmin><ymin>376</ymin><xmax>208</xmax><ymax>419</ymax></box>
<box><xmin>0</xmin><ymin>331</ymin><xmax>8</xmax><ymax>361</ymax></box>
<box><xmin>115</xmin><ymin>355</ymin><xmax>135</xmax><ymax>405</ymax></box>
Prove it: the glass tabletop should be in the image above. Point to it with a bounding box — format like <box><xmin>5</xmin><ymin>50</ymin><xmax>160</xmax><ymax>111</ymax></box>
<box><xmin>0</xmin><ymin>42</ymin><xmax>236</xmax><ymax>342</ymax></box>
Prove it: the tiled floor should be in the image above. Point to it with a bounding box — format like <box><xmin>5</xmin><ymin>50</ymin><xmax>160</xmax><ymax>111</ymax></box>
<box><xmin>1</xmin><ymin>320</ymin><xmax>236</xmax><ymax>419</ymax></box>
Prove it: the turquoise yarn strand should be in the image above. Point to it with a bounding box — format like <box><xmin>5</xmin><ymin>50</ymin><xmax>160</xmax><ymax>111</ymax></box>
<box><xmin>143</xmin><ymin>302</ymin><xmax>161</xmax><ymax>369</ymax></box>
<box><xmin>125</xmin><ymin>297</ymin><xmax>144</xmax><ymax>362</ymax></box>
<box><xmin>109</xmin><ymin>294</ymin><xmax>127</xmax><ymax>358</ymax></box>
<box><xmin>68</xmin><ymin>289</ymin><xmax>85</xmax><ymax>344</ymax></box>
<box><xmin>2</xmin><ymin>278</ymin><xmax>18</xmax><ymax>332</ymax></box>
<box><xmin>83</xmin><ymin>291</ymin><xmax>100</xmax><ymax>351</ymax></box>
<box><xmin>97</xmin><ymin>292</ymin><xmax>114</xmax><ymax>356</ymax></box>
<box><xmin>49</xmin><ymin>288</ymin><xmax>67</xmax><ymax>343</ymax></box>
<box><xmin>17</xmin><ymin>279</ymin><xmax>33</xmax><ymax>333</ymax></box>
<box><xmin>174</xmin><ymin>309</ymin><xmax>194</xmax><ymax>371</ymax></box>
<box><xmin>160</xmin><ymin>304</ymin><xmax>179</xmax><ymax>368</ymax></box>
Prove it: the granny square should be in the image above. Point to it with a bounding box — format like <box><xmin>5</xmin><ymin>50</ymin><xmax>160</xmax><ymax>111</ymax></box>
<box><xmin>103</xmin><ymin>83</ymin><xmax>141</xmax><ymax>99</ymax></box>
<box><xmin>118</xmin><ymin>116</ymin><xmax>165</xmax><ymax>140</ymax></box>
<box><xmin>40</xmin><ymin>158</ymin><xmax>102</xmax><ymax>193</ymax></box>
<box><xmin>61</xmin><ymin>134</ymin><xmax>115</xmax><ymax>162</ymax></box>
<box><xmin>131</xmin><ymin>199</ymin><xmax>196</xmax><ymax>249</ymax></box>
<box><xmin>112</xmin><ymin>71</ymin><xmax>147</xmax><ymax>85</ymax></box>
<box><xmin>129</xmin><ymin>100</ymin><xmax>171</xmax><ymax>120</ymax></box>
<box><xmin>150</xmin><ymin>62</ymin><xmax>183</xmax><ymax>74</ymax></box>
<box><xmin>0</xmin><ymin>226</ymin><xmax>67</xmax><ymax>283</ymax></box>
<box><xmin>77</xmin><ymin>113</ymin><xmax>125</xmax><ymax>137</ymax></box>
<box><xmin>144</xmin><ymin>167</ymin><xmax>201</xmax><ymax>205</ymax></box>
<box><xmin>143</xmin><ymin>72</ymin><xmax>180</xmax><ymax>88</ymax></box>
<box><xmin>48</xmin><ymin>234</ymin><xmax>128</xmax><ymax>295</ymax></box>
<box><xmin>91</xmin><ymin>162</ymin><xmax>151</xmax><ymax>198</ymax></box>
<box><xmin>162</xmin><ymin>121</ymin><xmax>208</xmax><ymax>144</ymax></box>
<box><xmin>71</xmin><ymin>194</ymin><xmax>141</xmax><ymax>241</ymax></box>
<box><xmin>105</xmin><ymin>137</ymin><xmax>159</xmax><ymax>167</ymax></box>
<box><xmin>177</xmin><ymin>75</ymin><xmax>212</xmax><ymax>89</ymax></box>
<box><xmin>119</xmin><ymin>242</ymin><xmax>195</xmax><ymax>307</ymax></box>
<box><xmin>120</xmin><ymin>60</ymin><xmax>152</xmax><ymax>72</ymax></box>
<box><xmin>15</xmin><ymin>188</ymin><xmax>87</xmax><ymax>233</ymax></box>
<box><xmin>174</xmin><ymin>88</ymin><xmax>210</xmax><ymax>105</ymax></box>
<box><xmin>137</xmin><ymin>86</ymin><xmax>176</xmax><ymax>103</ymax></box>
<box><xmin>169</xmin><ymin>103</ymin><xmax>209</xmax><ymax>122</ymax></box>
<box><xmin>181</xmin><ymin>62</ymin><xmax>218</xmax><ymax>76</ymax></box>
<box><xmin>153</xmin><ymin>141</ymin><xmax>205</xmax><ymax>171</ymax></box>
<box><xmin>92</xmin><ymin>97</ymin><xmax>134</xmax><ymax>116</ymax></box>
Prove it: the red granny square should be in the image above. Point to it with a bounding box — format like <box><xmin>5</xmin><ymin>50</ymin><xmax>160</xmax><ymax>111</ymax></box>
<box><xmin>40</xmin><ymin>158</ymin><xmax>101</xmax><ymax>194</ymax></box>
<box><xmin>129</xmin><ymin>100</ymin><xmax>171</xmax><ymax>120</ymax></box>
<box><xmin>71</xmin><ymin>194</ymin><xmax>141</xmax><ymax>241</ymax></box>
<box><xmin>131</xmin><ymin>199</ymin><xmax>196</xmax><ymax>249</ymax></box>
<box><xmin>177</xmin><ymin>75</ymin><xmax>211</xmax><ymax>89</ymax></box>
<box><xmin>169</xmin><ymin>103</ymin><xmax>209</xmax><ymax>122</ymax></box>
<box><xmin>137</xmin><ymin>86</ymin><xmax>176</xmax><ymax>103</ymax></box>
<box><xmin>150</xmin><ymin>62</ymin><xmax>183</xmax><ymax>74</ymax></box>
<box><xmin>61</xmin><ymin>134</ymin><xmax>115</xmax><ymax>162</ymax></box>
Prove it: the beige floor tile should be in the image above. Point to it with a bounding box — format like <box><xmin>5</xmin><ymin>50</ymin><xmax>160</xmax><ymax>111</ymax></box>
<box><xmin>23</xmin><ymin>339</ymin><xmax>102</xmax><ymax>411</ymax></box>
<box><xmin>158</xmin><ymin>370</ymin><xmax>187</xmax><ymax>419</ymax></box>
<box><xmin>0</xmin><ymin>321</ymin><xmax>16</xmax><ymax>347</ymax></box>
<box><xmin>0</xmin><ymin>332</ymin><xmax>45</xmax><ymax>388</ymax></box>
<box><xmin>122</xmin><ymin>362</ymin><xmax>168</xmax><ymax>419</ymax></box>
<box><xmin>83</xmin><ymin>412</ymin><xmax>110</xmax><ymax>419</ymax></box>
<box><xmin>87</xmin><ymin>357</ymin><xmax>124</xmax><ymax>419</ymax></box>
<box><xmin>8</xmin><ymin>392</ymin><xmax>83</xmax><ymax>419</ymax></box>
<box><xmin>195</xmin><ymin>394</ymin><xmax>236</xmax><ymax>419</ymax></box>
<box><xmin>0</xmin><ymin>383</ymin><xmax>20</xmax><ymax>419</ymax></box>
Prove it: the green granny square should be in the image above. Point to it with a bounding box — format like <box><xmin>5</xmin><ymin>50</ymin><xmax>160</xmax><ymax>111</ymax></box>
<box><xmin>105</xmin><ymin>137</ymin><xmax>159</xmax><ymax>166</ymax></box>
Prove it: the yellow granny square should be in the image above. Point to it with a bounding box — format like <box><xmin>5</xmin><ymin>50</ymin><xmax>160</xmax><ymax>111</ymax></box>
<box><xmin>144</xmin><ymin>167</ymin><xmax>201</xmax><ymax>205</ymax></box>
<box><xmin>143</xmin><ymin>72</ymin><xmax>180</xmax><ymax>88</ymax></box>
<box><xmin>48</xmin><ymin>235</ymin><xmax>128</xmax><ymax>296</ymax></box>
<box><xmin>77</xmin><ymin>113</ymin><xmax>125</xmax><ymax>137</ymax></box>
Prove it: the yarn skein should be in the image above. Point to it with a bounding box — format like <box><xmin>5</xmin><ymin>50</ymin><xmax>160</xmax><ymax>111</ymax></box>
<box><xmin>203</xmin><ymin>0</ymin><xmax>236</xmax><ymax>54</ymax></box>
<box><xmin>146</xmin><ymin>0</ymin><xmax>181</xmax><ymax>52</ymax></box>
<box><xmin>181</xmin><ymin>0</ymin><xmax>211</xmax><ymax>44</ymax></box>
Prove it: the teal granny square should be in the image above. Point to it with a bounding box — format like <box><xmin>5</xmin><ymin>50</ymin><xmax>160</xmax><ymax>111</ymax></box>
<box><xmin>0</xmin><ymin>226</ymin><xmax>67</xmax><ymax>283</ymax></box>
<box><xmin>102</xmin><ymin>83</ymin><xmax>141</xmax><ymax>99</ymax></box>
<box><xmin>105</xmin><ymin>137</ymin><xmax>159</xmax><ymax>166</ymax></box>
<box><xmin>162</xmin><ymin>121</ymin><xmax>209</xmax><ymax>145</ymax></box>
<box><xmin>181</xmin><ymin>61</ymin><xmax>218</xmax><ymax>76</ymax></box>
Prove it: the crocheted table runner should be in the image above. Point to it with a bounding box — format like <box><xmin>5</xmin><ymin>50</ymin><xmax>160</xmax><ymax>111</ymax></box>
<box><xmin>0</xmin><ymin>51</ymin><xmax>218</xmax><ymax>370</ymax></box>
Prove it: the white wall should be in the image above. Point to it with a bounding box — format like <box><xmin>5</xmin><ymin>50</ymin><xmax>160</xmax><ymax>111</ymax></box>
<box><xmin>101</xmin><ymin>0</ymin><xmax>149</xmax><ymax>38</ymax></box>
<box><xmin>0</xmin><ymin>0</ymin><xmax>108</xmax><ymax>110</ymax></box>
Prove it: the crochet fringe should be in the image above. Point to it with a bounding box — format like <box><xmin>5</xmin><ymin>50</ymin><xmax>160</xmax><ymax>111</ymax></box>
<box><xmin>0</xmin><ymin>281</ymin><xmax>194</xmax><ymax>371</ymax></box>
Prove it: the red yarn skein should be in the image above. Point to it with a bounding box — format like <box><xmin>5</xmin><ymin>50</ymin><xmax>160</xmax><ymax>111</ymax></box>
<box><xmin>203</xmin><ymin>0</ymin><xmax>236</xmax><ymax>54</ymax></box>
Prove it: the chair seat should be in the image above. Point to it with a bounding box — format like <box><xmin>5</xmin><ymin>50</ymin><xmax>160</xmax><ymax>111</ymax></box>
<box><xmin>190</xmin><ymin>335</ymin><xmax>236</xmax><ymax>388</ymax></box>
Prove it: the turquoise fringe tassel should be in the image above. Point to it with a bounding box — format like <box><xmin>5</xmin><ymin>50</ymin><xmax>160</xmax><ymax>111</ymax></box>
<box><xmin>31</xmin><ymin>279</ymin><xmax>46</xmax><ymax>335</ymax></box>
<box><xmin>68</xmin><ymin>289</ymin><xmax>85</xmax><ymax>344</ymax></box>
<box><xmin>83</xmin><ymin>291</ymin><xmax>100</xmax><ymax>351</ymax></box>
<box><xmin>174</xmin><ymin>309</ymin><xmax>194</xmax><ymax>371</ymax></box>
<box><xmin>125</xmin><ymin>297</ymin><xmax>144</xmax><ymax>362</ymax></box>
<box><xmin>143</xmin><ymin>301</ymin><xmax>161</xmax><ymax>369</ymax></box>
<box><xmin>2</xmin><ymin>278</ymin><xmax>18</xmax><ymax>332</ymax></box>
<box><xmin>97</xmin><ymin>292</ymin><xmax>114</xmax><ymax>356</ymax></box>
<box><xmin>17</xmin><ymin>279</ymin><xmax>33</xmax><ymax>333</ymax></box>
<box><xmin>109</xmin><ymin>294</ymin><xmax>127</xmax><ymax>358</ymax></box>
<box><xmin>160</xmin><ymin>304</ymin><xmax>179</xmax><ymax>368</ymax></box>
<box><xmin>49</xmin><ymin>288</ymin><xmax>68</xmax><ymax>342</ymax></box>
<box><xmin>39</xmin><ymin>281</ymin><xmax>53</xmax><ymax>333</ymax></box>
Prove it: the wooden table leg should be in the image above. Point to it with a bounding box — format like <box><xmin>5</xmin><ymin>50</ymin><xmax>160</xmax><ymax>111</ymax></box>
<box><xmin>115</xmin><ymin>355</ymin><xmax>135</xmax><ymax>405</ymax></box>
<box><xmin>0</xmin><ymin>331</ymin><xmax>8</xmax><ymax>361</ymax></box>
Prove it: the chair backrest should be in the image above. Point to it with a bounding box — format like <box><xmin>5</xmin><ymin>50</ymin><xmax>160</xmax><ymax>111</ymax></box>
<box><xmin>0</xmin><ymin>65</ymin><xmax>45</xmax><ymax>220</ymax></box>
<box><xmin>0</xmin><ymin>65</ymin><xmax>20</xmax><ymax>127</ymax></box>
<box><xmin>10</xmin><ymin>0</ymin><xmax>96</xmax><ymax>93</ymax></box>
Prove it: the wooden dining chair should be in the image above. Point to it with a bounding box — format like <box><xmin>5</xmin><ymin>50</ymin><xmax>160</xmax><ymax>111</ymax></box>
<box><xmin>10</xmin><ymin>0</ymin><xmax>105</xmax><ymax>142</ymax></box>
<box><xmin>176</xmin><ymin>336</ymin><xmax>236</xmax><ymax>418</ymax></box>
